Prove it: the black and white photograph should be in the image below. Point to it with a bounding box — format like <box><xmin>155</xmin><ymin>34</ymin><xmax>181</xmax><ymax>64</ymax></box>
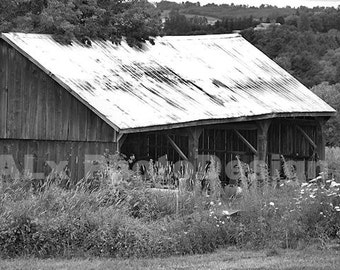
<box><xmin>0</xmin><ymin>0</ymin><xmax>339</xmax><ymax>269</ymax></box>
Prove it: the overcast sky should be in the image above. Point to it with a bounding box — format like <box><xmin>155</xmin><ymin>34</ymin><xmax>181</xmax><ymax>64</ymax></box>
<box><xmin>161</xmin><ymin>0</ymin><xmax>340</xmax><ymax>8</ymax></box>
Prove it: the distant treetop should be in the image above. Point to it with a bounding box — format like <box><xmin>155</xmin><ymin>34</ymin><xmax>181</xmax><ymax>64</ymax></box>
<box><xmin>0</xmin><ymin>0</ymin><xmax>162</xmax><ymax>47</ymax></box>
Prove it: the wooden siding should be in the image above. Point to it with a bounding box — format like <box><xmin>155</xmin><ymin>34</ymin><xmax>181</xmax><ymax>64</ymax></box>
<box><xmin>122</xmin><ymin>132</ymin><xmax>189</xmax><ymax>162</ymax></box>
<box><xmin>0</xmin><ymin>40</ymin><xmax>116</xmax><ymax>142</ymax></box>
<box><xmin>268</xmin><ymin>120</ymin><xmax>317</xmax><ymax>158</ymax></box>
<box><xmin>0</xmin><ymin>139</ymin><xmax>117</xmax><ymax>182</ymax></box>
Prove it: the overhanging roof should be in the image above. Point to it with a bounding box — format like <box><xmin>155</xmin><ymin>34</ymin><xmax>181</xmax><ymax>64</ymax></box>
<box><xmin>1</xmin><ymin>33</ymin><xmax>336</xmax><ymax>133</ymax></box>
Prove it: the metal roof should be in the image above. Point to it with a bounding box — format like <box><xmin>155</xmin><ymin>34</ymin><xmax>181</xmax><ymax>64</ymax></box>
<box><xmin>1</xmin><ymin>33</ymin><xmax>336</xmax><ymax>133</ymax></box>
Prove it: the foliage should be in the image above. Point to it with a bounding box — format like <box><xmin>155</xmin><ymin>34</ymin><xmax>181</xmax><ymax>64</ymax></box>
<box><xmin>0</xmin><ymin>0</ymin><xmax>162</xmax><ymax>47</ymax></box>
<box><xmin>311</xmin><ymin>83</ymin><xmax>340</xmax><ymax>146</ymax></box>
<box><xmin>0</xmin><ymin>155</ymin><xmax>232</xmax><ymax>258</ymax></box>
<box><xmin>325</xmin><ymin>147</ymin><xmax>340</xmax><ymax>181</ymax></box>
<box><xmin>0</xmin><ymin>154</ymin><xmax>339</xmax><ymax>259</ymax></box>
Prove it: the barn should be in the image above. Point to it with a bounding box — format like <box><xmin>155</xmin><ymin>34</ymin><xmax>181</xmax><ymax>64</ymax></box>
<box><xmin>0</xmin><ymin>33</ymin><xmax>336</xmax><ymax>184</ymax></box>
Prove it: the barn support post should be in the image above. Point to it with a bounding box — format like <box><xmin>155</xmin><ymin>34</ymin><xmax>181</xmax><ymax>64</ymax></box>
<box><xmin>256</xmin><ymin>120</ymin><xmax>271</xmax><ymax>164</ymax></box>
<box><xmin>116</xmin><ymin>133</ymin><xmax>127</xmax><ymax>153</ymax></box>
<box><xmin>316</xmin><ymin>117</ymin><xmax>326</xmax><ymax>161</ymax></box>
<box><xmin>255</xmin><ymin>120</ymin><xmax>271</xmax><ymax>179</ymax></box>
<box><xmin>188</xmin><ymin>127</ymin><xmax>203</xmax><ymax>171</ymax></box>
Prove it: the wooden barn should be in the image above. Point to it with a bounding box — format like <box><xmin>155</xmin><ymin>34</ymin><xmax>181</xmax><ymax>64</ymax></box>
<box><xmin>0</xmin><ymin>33</ymin><xmax>336</xmax><ymax>184</ymax></box>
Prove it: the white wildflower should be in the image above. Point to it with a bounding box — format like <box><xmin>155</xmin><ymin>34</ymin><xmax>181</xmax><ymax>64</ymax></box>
<box><xmin>330</xmin><ymin>181</ymin><xmax>340</xmax><ymax>188</ymax></box>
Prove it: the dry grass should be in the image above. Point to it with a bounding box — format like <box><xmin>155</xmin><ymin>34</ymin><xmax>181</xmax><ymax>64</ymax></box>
<box><xmin>0</xmin><ymin>247</ymin><xmax>339</xmax><ymax>270</ymax></box>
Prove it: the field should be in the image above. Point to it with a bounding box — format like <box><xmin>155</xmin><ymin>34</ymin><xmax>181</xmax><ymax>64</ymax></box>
<box><xmin>0</xmin><ymin>247</ymin><xmax>339</xmax><ymax>270</ymax></box>
<box><xmin>178</xmin><ymin>6</ymin><xmax>295</xmax><ymax>20</ymax></box>
<box><xmin>0</xmin><ymin>154</ymin><xmax>339</xmax><ymax>265</ymax></box>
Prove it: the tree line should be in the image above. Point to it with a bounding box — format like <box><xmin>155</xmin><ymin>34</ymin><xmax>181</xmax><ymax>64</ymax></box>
<box><xmin>0</xmin><ymin>0</ymin><xmax>162</xmax><ymax>46</ymax></box>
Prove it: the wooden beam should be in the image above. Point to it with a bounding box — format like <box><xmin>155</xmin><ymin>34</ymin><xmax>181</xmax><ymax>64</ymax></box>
<box><xmin>233</xmin><ymin>129</ymin><xmax>258</xmax><ymax>155</ymax></box>
<box><xmin>256</xmin><ymin>120</ymin><xmax>271</xmax><ymax>163</ymax></box>
<box><xmin>119</xmin><ymin>112</ymin><xmax>334</xmax><ymax>134</ymax></box>
<box><xmin>116</xmin><ymin>133</ymin><xmax>127</xmax><ymax>152</ymax></box>
<box><xmin>188</xmin><ymin>127</ymin><xmax>203</xmax><ymax>170</ymax></box>
<box><xmin>296</xmin><ymin>125</ymin><xmax>317</xmax><ymax>149</ymax></box>
<box><xmin>316</xmin><ymin>118</ymin><xmax>326</xmax><ymax>161</ymax></box>
<box><xmin>166</xmin><ymin>135</ymin><xmax>189</xmax><ymax>161</ymax></box>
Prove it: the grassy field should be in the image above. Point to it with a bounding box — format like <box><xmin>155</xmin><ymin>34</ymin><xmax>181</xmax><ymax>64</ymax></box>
<box><xmin>180</xmin><ymin>6</ymin><xmax>295</xmax><ymax>20</ymax></box>
<box><xmin>0</xmin><ymin>247</ymin><xmax>339</xmax><ymax>270</ymax></box>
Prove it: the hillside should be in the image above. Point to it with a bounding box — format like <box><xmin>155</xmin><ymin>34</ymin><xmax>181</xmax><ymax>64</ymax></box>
<box><xmin>181</xmin><ymin>5</ymin><xmax>295</xmax><ymax>20</ymax></box>
<box><xmin>157</xmin><ymin>1</ymin><xmax>297</xmax><ymax>21</ymax></box>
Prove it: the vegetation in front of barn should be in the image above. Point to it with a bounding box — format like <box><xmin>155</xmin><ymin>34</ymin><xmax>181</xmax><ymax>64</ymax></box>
<box><xmin>0</xmin><ymin>154</ymin><xmax>339</xmax><ymax>259</ymax></box>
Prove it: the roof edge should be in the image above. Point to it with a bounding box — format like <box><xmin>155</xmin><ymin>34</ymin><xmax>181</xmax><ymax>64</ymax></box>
<box><xmin>158</xmin><ymin>33</ymin><xmax>241</xmax><ymax>41</ymax></box>
<box><xmin>0</xmin><ymin>33</ymin><xmax>121</xmax><ymax>133</ymax></box>
<box><xmin>120</xmin><ymin>111</ymin><xmax>336</xmax><ymax>134</ymax></box>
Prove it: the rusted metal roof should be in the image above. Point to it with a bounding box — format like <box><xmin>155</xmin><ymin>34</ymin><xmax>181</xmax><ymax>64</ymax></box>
<box><xmin>1</xmin><ymin>33</ymin><xmax>335</xmax><ymax>133</ymax></box>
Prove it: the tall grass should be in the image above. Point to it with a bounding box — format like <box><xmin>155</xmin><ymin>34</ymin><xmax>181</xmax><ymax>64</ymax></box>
<box><xmin>0</xmin><ymin>153</ymin><xmax>339</xmax><ymax>258</ymax></box>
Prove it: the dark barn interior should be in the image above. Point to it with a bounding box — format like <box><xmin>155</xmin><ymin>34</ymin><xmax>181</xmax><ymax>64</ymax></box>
<box><xmin>121</xmin><ymin>117</ymin><xmax>326</xmax><ymax>185</ymax></box>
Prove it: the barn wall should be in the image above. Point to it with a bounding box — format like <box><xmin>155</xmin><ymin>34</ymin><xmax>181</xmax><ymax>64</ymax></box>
<box><xmin>268</xmin><ymin>119</ymin><xmax>317</xmax><ymax>158</ymax></box>
<box><xmin>267</xmin><ymin>118</ymin><xmax>320</xmax><ymax>181</ymax></box>
<box><xmin>122</xmin><ymin>132</ymin><xmax>189</xmax><ymax>162</ymax></box>
<box><xmin>0</xmin><ymin>40</ymin><xmax>116</xmax><ymax>142</ymax></box>
<box><xmin>0</xmin><ymin>139</ymin><xmax>117</xmax><ymax>182</ymax></box>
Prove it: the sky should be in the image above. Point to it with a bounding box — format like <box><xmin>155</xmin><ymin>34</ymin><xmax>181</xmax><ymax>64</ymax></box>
<box><xmin>164</xmin><ymin>0</ymin><xmax>340</xmax><ymax>8</ymax></box>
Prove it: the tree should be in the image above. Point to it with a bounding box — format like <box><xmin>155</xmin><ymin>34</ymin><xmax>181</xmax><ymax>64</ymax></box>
<box><xmin>311</xmin><ymin>82</ymin><xmax>340</xmax><ymax>146</ymax></box>
<box><xmin>297</xmin><ymin>12</ymin><xmax>310</xmax><ymax>31</ymax></box>
<box><xmin>163</xmin><ymin>9</ymin><xmax>191</xmax><ymax>35</ymax></box>
<box><xmin>0</xmin><ymin>0</ymin><xmax>162</xmax><ymax>47</ymax></box>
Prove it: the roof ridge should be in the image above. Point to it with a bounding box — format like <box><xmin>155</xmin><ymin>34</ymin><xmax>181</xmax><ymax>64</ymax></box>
<box><xmin>2</xmin><ymin>32</ymin><xmax>241</xmax><ymax>41</ymax></box>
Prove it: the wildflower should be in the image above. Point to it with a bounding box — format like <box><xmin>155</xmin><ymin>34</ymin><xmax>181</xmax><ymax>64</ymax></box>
<box><xmin>335</xmin><ymin>206</ymin><xmax>340</xmax><ymax>212</ymax></box>
<box><xmin>210</xmin><ymin>201</ymin><xmax>214</xmax><ymax>206</ymax></box>
<box><xmin>269</xmin><ymin>202</ymin><xmax>275</xmax><ymax>206</ymax></box>
<box><xmin>330</xmin><ymin>181</ymin><xmax>340</xmax><ymax>188</ymax></box>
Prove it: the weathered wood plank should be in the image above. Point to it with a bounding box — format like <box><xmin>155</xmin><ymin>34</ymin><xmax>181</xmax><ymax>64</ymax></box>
<box><xmin>296</xmin><ymin>125</ymin><xmax>317</xmax><ymax>149</ymax></box>
<box><xmin>0</xmin><ymin>42</ymin><xmax>8</xmax><ymax>138</ymax></box>
<box><xmin>233</xmin><ymin>129</ymin><xmax>258</xmax><ymax>155</ymax></box>
<box><xmin>54</xmin><ymin>85</ymin><xmax>63</xmax><ymax>140</ymax></box>
<box><xmin>188</xmin><ymin>127</ymin><xmax>203</xmax><ymax>170</ymax></box>
<box><xmin>256</xmin><ymin>120</ymin><xmax>271</xmax><ymax>163</ymax></box>
<box><xmin>316</xmin><ymin>118</ymin><xmax>326</xmax><ymax>161</ymax></box>
<box><xmin>6</xmin><ymin>47</ymin><xmax>16</xmax><ymax>138</ymax></box>
<box><xmin>166</xmin><ymin>135</ymin><xmax>188</xmax><ymax>161</ymax></box>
